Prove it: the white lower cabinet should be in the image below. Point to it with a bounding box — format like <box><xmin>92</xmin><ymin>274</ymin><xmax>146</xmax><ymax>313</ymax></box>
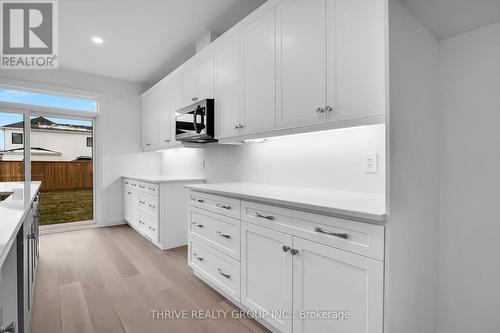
<box><xmin>292</xmin><ymin>237</ymin><xmax>384</xmax><ymax>333</ymax></box>
<box><xmin>188</xmin><ymin>190</ymin><xmax>384</xmax><ymax>333</ymax></box>
<box><xmin>241</xmin><ymin>223</ymin><xmax>293</xmax><ymax>333</ymax></box>
<box><xmin>124</xmin><ymin>178</ymin><xmax>203</xmax><ymax>250</ymax></box>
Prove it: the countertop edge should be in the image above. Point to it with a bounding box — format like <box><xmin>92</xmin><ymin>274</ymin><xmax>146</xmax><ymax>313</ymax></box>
<box><xmin>185</xmin><ymin>185</ymin><xmax>386</xmax><ymax>224</ymax></box>
<box><xmin>122</xmin><ymin>175</ymin><xmax>206</xmax><ymax>184</ymax></box>
<box><xmin>0</xmin><ymin>183</ymin><xmax>41</xmax><ymax>268</ymax></box>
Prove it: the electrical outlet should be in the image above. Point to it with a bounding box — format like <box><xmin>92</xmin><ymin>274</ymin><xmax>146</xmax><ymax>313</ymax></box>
<box><xmin>364</xmin><ymin>153</ymin><xmax>378</xmax><ymax>173</ymax></box>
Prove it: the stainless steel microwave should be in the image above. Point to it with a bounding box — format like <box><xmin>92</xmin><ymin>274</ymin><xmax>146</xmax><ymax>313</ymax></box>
<box><xmin>175</xmin><ymin>99</ymin><xmax>216</xmax><ymax>143</ymax></box>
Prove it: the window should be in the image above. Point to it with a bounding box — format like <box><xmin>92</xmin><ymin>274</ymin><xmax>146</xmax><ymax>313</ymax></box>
<box><xmin>0</xmin><ymin>88</ymin><xmax>97</xmax><ymax>112</ymax></box>
<box><xmin>86</xmin><ymin>137</ymin><xmax>93</xmax><ymax>147</ymax></box>
<box><xmin>12</xmin><ymin>132</ymin><xmax>23</xmax><ymax>144</ymax></box>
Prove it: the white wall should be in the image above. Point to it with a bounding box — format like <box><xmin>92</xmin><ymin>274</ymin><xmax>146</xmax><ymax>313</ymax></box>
<box><xmin>386</xmin><ymin>1</ymin><xmax>440</xmax><ymax>333</ymax></box>
<box><xmin>437</xmin><ymin>21</ymin><xmax>500</xmax><ymax>333</ymax></box>
<box><xmin>0</xmin><ymin>68</ymin><xmax>160</xmax><ymax>226</ymax></box>
<box><xmin>161</xmin><ymin>124</ymin><xmax>386</xmax><ymax>194</ymax></box>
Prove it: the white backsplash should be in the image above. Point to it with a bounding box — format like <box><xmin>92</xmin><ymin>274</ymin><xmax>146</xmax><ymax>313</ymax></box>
<box><xmin>160</xmin><ymin>124</ymin><xmax>386</xmax><ymax>194</ymax></box>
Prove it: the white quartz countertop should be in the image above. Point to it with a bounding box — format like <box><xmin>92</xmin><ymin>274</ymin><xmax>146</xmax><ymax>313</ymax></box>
<box><xmin>122</xmin><ymin>175</ymin><xmax>205</xmax><ymax>184</ymax></box>
<box><xmin>0</xmin><ymin>182</ymin><xmax>41</xmax><ymax>268</ymax></box>
<box><xmin>185</xmin><ymin>183</ymin><xmax>386</xmax><ymax>223</ymax></box>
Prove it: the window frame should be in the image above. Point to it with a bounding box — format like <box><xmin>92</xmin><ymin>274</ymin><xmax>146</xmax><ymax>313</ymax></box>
<box><xmin>11</xmin><ymin>132</ymin><xmax>23</xmax><ymax>144</ymax></box>
<box><xmin>86</xmin><ymin>136</ymin><xmax>93</xmax><ymax>147</ymax></box>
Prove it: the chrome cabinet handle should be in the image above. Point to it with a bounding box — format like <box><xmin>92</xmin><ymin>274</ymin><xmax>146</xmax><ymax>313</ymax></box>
<box><xmin>192</xmin><ymin>222</ymin><xmax>204</xmax><ymax>228</ymax></box>
<box><xmin>164</xmin><ymin>139</ymin><xmax>170</xmax><ymax>142</ymax></box>
<box><xmin>216</xmin><ymin>231</ymin><xmax>231</xmax><ymax>239</ymax></box>
<box><xmin>193</xmin><ymin>253</ymin><xmax>203</xmax><ymax>261</ymax></box>
<box><xmin>254</xmin><ymin>212</ymin><xmax>274</xmax><ymax>220</ymax></box>
<box><xmin>314</xmin><ymin>227</ymin><xmax>348</xmax><ymax>239</ymax></box>
<box><xmin>217</xmin><ymin>268</ymin><xmax>230</xmax><ymax>279</ymax></box>
<box><xmin>316</xmin><ymin>107</ymin><xmax>325</xmax><ymax>113</ymax></box>
<box><xmin>127</xmin><ymin>192</ymin><xmax>132</xmax><ymax>195</ymax></box>
<box><xmin>324</xmin><ymin>105</ymin><xmax>333</xmax><ymax>112</ymax></box>
<box><xmin>0</xmin><ymin>321</ymin><xmax>16</xmax><ymax>333</ymax></box>
<box><xmin>216</xmin><ymin>203</ymin><xmax>231</xmax><ymax>210</ymax></box>
<box><xmin>192</xmin><ymin>97</ymin><xmax>198</xmax><ymax>101</ymax></box>
<box><xmin>193</xmin><ymin>198</ymin><xmax>204</xmax><ymax>203</ymax></box>
<box><xmin>146</xmin><ymin>143</ymin><xmax>151</xmax><ymax>146</ymax></box>
<box><xmin>282</xmin><ymin>245</ymin><xmax>290</xmax><ymax>252</ymax></box>
<box><xmin>234</xmin><ymin>124</ymin><xmax>244</xmax><ymax>129</ymax></box>
<box><xmin>290</xmin><ymin>249</ymin><xmax>299</xmax><ymax>255</ymax></box>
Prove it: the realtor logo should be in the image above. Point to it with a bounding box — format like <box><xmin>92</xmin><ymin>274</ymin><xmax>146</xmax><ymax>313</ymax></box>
<box><xmin>1</xmin><ymin>0</ymin><xmax>58</xmax><ymax>68</ymax></box>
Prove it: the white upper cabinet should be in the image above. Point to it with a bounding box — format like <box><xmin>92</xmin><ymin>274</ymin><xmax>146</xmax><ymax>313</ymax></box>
<box><xmin>276</xmin><ymin>0</ymin><xmax>327</xmax><ymax>129</ymax></box>
<box><xmin>142</xmin><ymin>84</ymin><xmax>162</xmax><ymax>151</ymax></box>
<box><xmin>292</xmin><ymin>237</ymin><xmax>383</xmax><ymax>333</ymax></box>
<box><xmin>326</xmin><ymin>0</ymin><xmax>385</xmax><ymax>122</ymax></box>
<box><xmin>239</xmin><ymin>9</ymin><xmax>276</xmax><ymax>135</ymax></box>
<box><xmin>158</xmin><ymin>84</ymin><xmax>172</xmax><ymax>147</ymax></box>
<box><xmin>181</xmin><ymin>58</ymin><xmax>197</xmax><ymax>107</ymax></box>
<box><xmin>196</xmin><ymin>47</ymin><xmax>215</xmax><ymax>101</ymax></box>
<box><xmin>215</xmin><ymin>34</ymin><xmax>241</xmax><ymax>139</ymax></box>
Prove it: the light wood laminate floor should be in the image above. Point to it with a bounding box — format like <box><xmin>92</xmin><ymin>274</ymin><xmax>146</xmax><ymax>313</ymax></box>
<box><xmin>31</xmin><ymin>225</ymin><xmax>270</xmax><ymax>333</ymax></box>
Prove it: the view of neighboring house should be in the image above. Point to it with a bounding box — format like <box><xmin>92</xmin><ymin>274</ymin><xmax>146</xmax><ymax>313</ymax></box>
<box><xmin>0</xmin><ymin>116</ymin><xmax>92</xmax><ymax>161</ymax></box>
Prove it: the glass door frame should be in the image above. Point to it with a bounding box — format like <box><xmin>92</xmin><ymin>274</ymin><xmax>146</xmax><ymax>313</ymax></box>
<box><xmin>0</xmin><ymin>83</ymin><xmax>101</xmax><ymax>228</ymax></box>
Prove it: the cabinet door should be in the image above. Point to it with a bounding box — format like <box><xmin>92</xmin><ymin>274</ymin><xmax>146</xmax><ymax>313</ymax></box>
<box><xmin>181</xmin><ymin>59</ymin><xmax>197</xmax><ymax>107</ymax></box>
<box><xmin>124</xmin><ymin>188</ymin><xmax>132</xmax><ymax>222</ymax></box>
<box><xmin>158</xmin><ymin>88</ymin><xmax>172</xmax><ymax>148</ymax></box>
<box><xmin>130</xmin><ymin>189</ymin><xmax>139</xmax><ymax>227</ymax></box>
<box><xmin>292</xmin><ymin>237</ymin><xmax>383</xmax><ymax>333</ymax></box>
<box><xmin>276</xmin><ymin>0</ymin><xmax>326</xmax><ymax>129</ymax></box>
<box><xmin>196</xmin><ymin>47</ymin><xmax>214</xmax><ymax>100</ymax></box>
<box><xmin>240</xmin><ymin>9</ymin><xmax>276</xmax><ymax>135</ymax></box>
<box><xmin>241</xmin><ymin>222</ymin><xmax>293</xmax><ymax>333</ymax></box>
<box><xmin>215</xmin><ymin>34</ymin><xmax>241</xmax><ymax>139</ymax></box>
<box><xmin>326</xmin><ymin>0</ymin><xmax>385</xmax><ymax>122</ymax></box>
<box><xmin>142</xmin><ymin>90</ymin><xmax>160</xmax><ymax>151</ymax></box>
<box><xmin>169</xmin><ymin>75</ymin><xmax>183</xmax><ymax>145</ymax></box>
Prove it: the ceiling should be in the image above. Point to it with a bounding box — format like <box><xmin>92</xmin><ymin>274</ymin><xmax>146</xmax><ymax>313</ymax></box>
<box><xmin>59</xmin><ymin>0</ymin><xmax>266</xmax><ymax>86</ymax></box>
<box><xmin>399</xmin><ymin>0</ymin><xmax>500</xmax><ymax>39</ymax></box>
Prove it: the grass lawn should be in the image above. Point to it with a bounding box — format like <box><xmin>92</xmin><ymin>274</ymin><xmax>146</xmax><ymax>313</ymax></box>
<box><xmin>39</xmin><ymin>189</ymin><xmax>93</xmax><ymax>226</ymax></box>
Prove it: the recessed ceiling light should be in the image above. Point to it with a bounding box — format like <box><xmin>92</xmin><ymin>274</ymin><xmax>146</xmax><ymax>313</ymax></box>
<box><xmin>92</xmin><ymin>36</ymin><xmax>103</xmax><ymax>44</ymax></box>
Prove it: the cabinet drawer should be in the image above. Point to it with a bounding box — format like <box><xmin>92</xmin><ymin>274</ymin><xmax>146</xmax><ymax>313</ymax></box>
<box><xmin>189</xmin><ymin>207</ymin><xmax>240</xmax><ymax>260</ymax></box>
<box><xmin>190</xmin><ymin>240</ymin><xmax>240</xmax><ymax>302</ymax></box>
<box><xmin>241</xmin><ymin>201</ymin><xmax>384</xmax><ymax>260</ymax></box>
<box><xmin>189</xmin><ymin>191</ymin><xmax>240</xmax><ymax>219</ymax></box>
<box><xmin>139</xmin><ymin>212</ymin><xmax>159</xmax><ymax>243</ymax></box>
<box><xmin>136</xmin><ymin>181</ymin><xmax>159</xmax><ymax>196</ymax></box>
<box><xmin>124</xmin><ymin>178</ymin><xmax>140</xmax><ymax>189</ymax></box>
<box><xmin>139</xmin><ymin>193</ymin><xmax>159</xmax><ymax>216</ymax></box>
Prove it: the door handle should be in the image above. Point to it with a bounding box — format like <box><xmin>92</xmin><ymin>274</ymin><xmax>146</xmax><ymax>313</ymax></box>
<box><xmin>314</xmin><ymin>227</ymin><xmax>348</xmax><ymax>239</ymax></box>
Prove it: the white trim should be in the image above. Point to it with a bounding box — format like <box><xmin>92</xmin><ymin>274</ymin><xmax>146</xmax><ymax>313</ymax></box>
<box><xmin>40</xmin><ymin>220</ymin><xmax>97</xmax><ymax>235</ymax></box>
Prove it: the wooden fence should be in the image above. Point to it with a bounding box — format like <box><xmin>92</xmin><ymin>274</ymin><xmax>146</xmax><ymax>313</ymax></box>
<box><xmin>0</xmin><ymin>161</ymin><xmax>92</xmax><ymax>191</ymax></box>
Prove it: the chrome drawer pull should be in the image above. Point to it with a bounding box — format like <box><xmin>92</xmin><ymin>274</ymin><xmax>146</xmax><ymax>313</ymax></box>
<box><xmin>314</xmin><ymin>227</ymin><xmax>348</xmax><ymax>239</ymax></box>
<box><xmin>127</xmin><ymin>192</ymin><xmax>132</xmax><ymax>195</ymax></box>
<box><xmin>254</xmin><ymin>212</ymin><xmax>274</xmax><ymax>220</ymax></box>
<box><xmin>216</xmin><ymin>203</ymin><xmax>231</xmax><ymax>210</ymax></box>
<box><xmin>217</xmin><ymin>268</ymin><xmax>230</xmax><ymax>279</ymax></box>
<box><xmin>216</xmin><ymin>231</ymin><xmax>231</xmax><ymax>239</ymax></box>
<box><xmin>193</xmin><ymin>198</ymin><xmax>204</xmax><ymax>203</ymax></box>
<box><xmin>193</xmin><ymin>253</ymin><xmax>204</xmax><ymax>261</ymax></box>
<box><xmin>282</xmin><ymin>245</ymin><xmax>290</xmax><ymax>252</ymax></box>
<box><xmin>192</xmin><ymin>222</ymin><xmax>204</xmax><ymax>228</ymax></box>
<box><xmin>290</xmin><ymin>248</ymin><xmax>299</xmax><ymax>255</ymax></box>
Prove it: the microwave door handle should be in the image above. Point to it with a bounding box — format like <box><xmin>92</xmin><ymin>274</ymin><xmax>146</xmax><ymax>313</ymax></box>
<box><xmin>193</xmin><ymin>105</ymin><xmax>204</xmax><ymax>134</ymax></box>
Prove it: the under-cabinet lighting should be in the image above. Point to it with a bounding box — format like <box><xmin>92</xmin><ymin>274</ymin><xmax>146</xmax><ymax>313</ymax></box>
<box><xmin>243</xmin><ymin>138</ymin><xmax>266</xmax><ymax>143</ymax></box>
<box><xmin>92</xmin><ymin>36</ymin><xmax>104</xmax><ymax>44</ymax></box>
